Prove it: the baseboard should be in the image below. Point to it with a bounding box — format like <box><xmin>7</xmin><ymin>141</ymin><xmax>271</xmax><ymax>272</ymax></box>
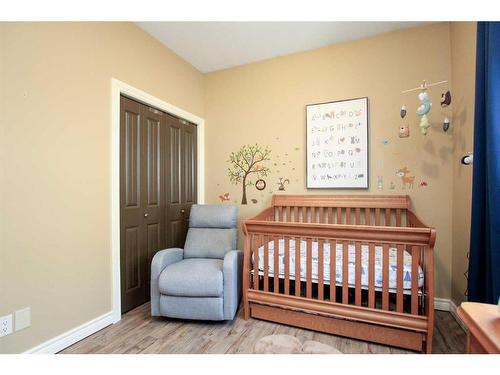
<box><xmin>24</xmin><ymin>311</ymin><xmax>114</xmax><ymax>354</ymax></box>
<box><xmin>434</xmin><ymin>298</ymin><xmax>451</xmax><ymax>311</ymax></box>
<box><xmin>448</xmin><ymin>299</ymin><xmax>467</xmax><ymax>332</ymax></box>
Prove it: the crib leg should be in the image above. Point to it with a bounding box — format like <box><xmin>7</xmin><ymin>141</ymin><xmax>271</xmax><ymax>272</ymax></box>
<box><xmin>425</xmin><ymin>328</ymin><xmax>434</xmax><ymax>353</ymax></box>
<box><xmin>243</xmin><ymin>235</ymin><xmax>250</xmax><ymax>320</ymax></box>
<box><xmin>243</xmin><ymin>294</ymin><xmax>250</xmax><ymax>320</ymax></box>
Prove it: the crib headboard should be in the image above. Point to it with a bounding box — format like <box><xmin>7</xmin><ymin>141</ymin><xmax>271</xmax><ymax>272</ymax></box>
<box><xmin>262</xmin><ymin>194</ymin><xmax>422</xmax><ymax>228</ymax></box>
<box><xmin>271</xmin><ymin>195</ymin><xmax>411</xmax><ymax>209</ymax></box>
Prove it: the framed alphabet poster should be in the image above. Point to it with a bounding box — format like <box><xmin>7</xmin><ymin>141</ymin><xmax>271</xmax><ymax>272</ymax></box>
<box><xmin>306</xmin><ymin>97</ymin><xmax>369</xmax><ymax>189</ymax></box>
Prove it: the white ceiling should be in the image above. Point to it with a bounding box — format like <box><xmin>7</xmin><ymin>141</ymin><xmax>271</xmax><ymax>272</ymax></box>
<box><xmin>136</xmin><ymin>22</ymin><xmax>427</xmax><ymax>73</ymax></box>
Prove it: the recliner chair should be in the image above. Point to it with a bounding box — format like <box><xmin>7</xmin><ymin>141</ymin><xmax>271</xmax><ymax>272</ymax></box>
<box><xmin>151</xmin><ymin>204</ymin><xmax>242</xmax><ymax>320</ymax></box>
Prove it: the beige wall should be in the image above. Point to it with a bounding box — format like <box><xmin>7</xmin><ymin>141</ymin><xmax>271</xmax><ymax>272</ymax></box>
<box><xmin>205</xmin><ymin>23</ymin><xmax>455</xmax><ymax>300</ymax></box>
<box><xmin>0</xmin><ymin>22</ymin><xmax>204</xmax><ymax>353</ymax></box>
<box><xmin>450</xmin><ymin>22</ymin><xmax>477</xmax><ymax>305</ymax></box>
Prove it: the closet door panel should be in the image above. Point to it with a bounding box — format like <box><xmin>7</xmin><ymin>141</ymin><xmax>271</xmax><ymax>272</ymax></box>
<box><xmin>183</xmin><ymin>122</ymin><xmax>197</xmax><ymax>205</ymax></box>
<box><xmin>141</xmin><ymin>107</ymin><xmax>166</xmax><ymax>288</ymax></box>
<box><xmin>120</xmin><ymin>96</ymin><xmax>148</xmax><ymax>313</ymax></box>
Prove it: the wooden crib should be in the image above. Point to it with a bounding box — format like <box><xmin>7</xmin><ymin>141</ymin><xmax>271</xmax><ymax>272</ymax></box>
<box><xmin>241</xmin><ymin>195</ymin><xmax>436</xmax><ymax>353</ymax></box>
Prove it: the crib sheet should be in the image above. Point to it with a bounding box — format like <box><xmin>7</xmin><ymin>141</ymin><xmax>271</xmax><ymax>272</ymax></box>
<box><xmin>256</xmin><ymin>239</ymin><xmax>424</xmax><ymax>291</ymax></box>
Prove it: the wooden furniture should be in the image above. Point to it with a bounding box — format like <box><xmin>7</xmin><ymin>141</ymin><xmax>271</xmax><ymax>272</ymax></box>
<box><xmin>242</xmin><ymin>195</ymin><xmax>436</xmax><ymax>353</ymax></box>
<box><xmin>458</xmin><ymin>302</ymin><xmax>500</xmax><ymax>353</ymax></box>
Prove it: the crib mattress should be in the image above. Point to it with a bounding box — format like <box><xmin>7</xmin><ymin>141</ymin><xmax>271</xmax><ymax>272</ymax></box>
<box><xmin>256</xmin><ymin>239</ymin><xmax>424</xmax><ymax>291</ymax></box>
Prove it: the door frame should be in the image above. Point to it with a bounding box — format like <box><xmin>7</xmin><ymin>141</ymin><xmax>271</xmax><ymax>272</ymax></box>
<box><xmin>110</xmin><ymin>78</ymin><xmax>205</xmax><ymax>323</ymax></box>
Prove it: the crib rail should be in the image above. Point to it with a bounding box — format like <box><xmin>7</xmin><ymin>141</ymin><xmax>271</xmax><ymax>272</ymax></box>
<box><xmin>243</xmin><ymin>231</ymin><xmax>433</xmax><ymax>313</ymax></box>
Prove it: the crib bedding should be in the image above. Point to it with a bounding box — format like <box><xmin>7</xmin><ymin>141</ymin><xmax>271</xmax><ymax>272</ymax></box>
<box><xmin>256</xmin><ymin>239</ymin><xmax>424</xmax><ymax>291</ymax></box>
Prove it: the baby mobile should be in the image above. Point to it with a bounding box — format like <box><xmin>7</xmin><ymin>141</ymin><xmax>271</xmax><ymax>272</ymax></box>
<box><xmin>399</xmin><ymin>80</ymin><xmax>452</xmax><ymax>136</ymax></box>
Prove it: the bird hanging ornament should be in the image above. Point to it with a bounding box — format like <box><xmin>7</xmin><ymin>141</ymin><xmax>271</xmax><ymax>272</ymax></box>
<box><xmin>416</xmin><ymin>91</ymin><xmax>432</xmax><ymax>135</ymax></box>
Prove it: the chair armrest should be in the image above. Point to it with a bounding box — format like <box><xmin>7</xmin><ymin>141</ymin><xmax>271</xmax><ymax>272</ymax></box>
<box><xmin>223</xmin><ymin>250</ymin><xmax>243</xmax><ymax>319</ymax></box>
<box><xmin>150</xmin><ymin>248</ymin><xmax>183</xmax><ymax>316</ymax></box>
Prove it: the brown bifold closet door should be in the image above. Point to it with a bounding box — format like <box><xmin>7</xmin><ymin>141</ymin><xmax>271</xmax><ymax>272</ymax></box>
<box><xmin>120</xmin><ymin>96</ymin><xmax>166</xmax><ymax>314</ymax></box>
<box><xmin>120</xmin><ymin>95</ymin><xmax>197</xmax><ymax>314</ymax></box>
<box><xmin>165</xmin><ymin>116</ymin><xmax>197</xmax><ymax>249</ymax></box>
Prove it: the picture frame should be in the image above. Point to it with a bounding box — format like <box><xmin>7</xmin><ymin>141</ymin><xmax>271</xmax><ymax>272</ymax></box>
<box><xmin>306</xmin><ymin>97</ymin><xmax>369</xmax><ymax>189</ymax></box>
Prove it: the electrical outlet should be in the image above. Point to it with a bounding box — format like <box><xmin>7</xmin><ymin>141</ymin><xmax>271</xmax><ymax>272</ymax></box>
<box><xmin>15</xmin><ymin>307</ymin><xmax>31</xmax><ymax>331</ymax></box>
<box><xmin>0</xmin><ymin>314</ymin><xmax>13</xmax><ymax>337</ymax></box>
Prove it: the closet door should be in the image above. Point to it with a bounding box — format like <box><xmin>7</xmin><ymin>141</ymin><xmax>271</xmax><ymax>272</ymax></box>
<box><xmin>120</xmin><ymin>96</ymin><xmax>166</xmax><ymax>314</ymax></box>
<box><xmin>120</xmin><ymin>95</ymin><xmax>197</xmax><ymax>313</ymax></box>
<box><xmin>142</xmin><ymin>106</ymin><xmax>166</xmax><ymax>292</ymax></box>
<box><xmin>166</xmin><ymin>117</ymin><xmax>197</xmax><ymax>249</ymax></box>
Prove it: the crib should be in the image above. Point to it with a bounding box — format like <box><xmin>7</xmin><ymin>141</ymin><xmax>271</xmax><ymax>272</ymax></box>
<box><xmin>241</xmin><ymin>195</ymin><xmax>436</xmax><ymax>353</ymax></box>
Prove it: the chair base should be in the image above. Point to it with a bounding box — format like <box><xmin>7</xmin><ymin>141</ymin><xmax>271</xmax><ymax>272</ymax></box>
<box><xmin>159</xmin><ymin>295</ymin><xmax>225</xmax><ymax>321</ymax></box>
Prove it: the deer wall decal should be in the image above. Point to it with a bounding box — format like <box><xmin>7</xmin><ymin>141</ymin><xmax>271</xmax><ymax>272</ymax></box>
<box><xmin>395</xmin><ymin>167</ymin><xmax>415</xmax><ymax>189</ymax></box>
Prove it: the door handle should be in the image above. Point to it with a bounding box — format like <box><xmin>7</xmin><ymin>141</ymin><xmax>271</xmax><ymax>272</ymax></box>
<box><xmin>180</xmin><ymin>209</ymin><xmax>185</xmax><ymax>214</ymax></box>
<box><xmin>144</xmin><ymin>213</ymin><xmax>149</xmax><ymax>218</ymax></box>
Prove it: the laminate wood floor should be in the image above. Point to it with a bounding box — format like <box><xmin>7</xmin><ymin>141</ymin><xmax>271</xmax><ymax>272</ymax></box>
<box><xmin>61</xmin><ymin>303</ymin><xmax>466</xmax><ymax>354</ymax></box>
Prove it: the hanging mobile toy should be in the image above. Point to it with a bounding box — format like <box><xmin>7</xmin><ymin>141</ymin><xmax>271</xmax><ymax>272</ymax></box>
<box><xmin>443</xmin><ymin>117</ymin><xmax>450</xmax><ymax>132</ymax></box>
<box><xmin>401</xmin><ymin>79</ymin><xmax>448</xmax><ymax>137</ymax></box>
<box><xmin>440</xmin><ymin>90</ymin><xmax>452</xmax><ymax>107</ymax></box>
<box><xmin>400</xmin><ymin>105</ymin><xmax>407</xmax><ymax>118</ymax></box>
<box><xmin>416</xmin><ymin>91</ymin><xmax>432</xmax><ymax>135</ymax></box>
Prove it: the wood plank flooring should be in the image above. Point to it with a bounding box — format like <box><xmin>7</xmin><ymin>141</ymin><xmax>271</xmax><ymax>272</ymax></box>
<box><xmin>61</xmin><ymin>303</ymin><xmax>466</xmax><ymax>354</ymax></box>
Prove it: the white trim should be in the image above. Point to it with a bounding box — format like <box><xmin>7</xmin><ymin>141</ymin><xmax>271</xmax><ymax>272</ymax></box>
<box><xmin>110</xmin><ymin>78</ymin><xmax>205</xmax><ymax>323</ymax></box>
<box><xmin>24</xmin><ymin>312</ymin><xmax>113</xmax><ymax>354</ymax></box>
<box><xmin>449</xmin><ymin>299</ymin><xmax>467</xmax><ymax>332</ymax></box>
<box><xmin>434</xmin><ymin>298</ymin><xmax>451</xmax><ymax>311</ymax></box>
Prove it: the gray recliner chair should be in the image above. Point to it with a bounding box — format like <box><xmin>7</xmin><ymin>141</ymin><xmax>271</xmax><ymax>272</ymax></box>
<box><xmin>151</xmin><ymin>204</ymin><xmax>242</xmax><ymax>320</ymax></box>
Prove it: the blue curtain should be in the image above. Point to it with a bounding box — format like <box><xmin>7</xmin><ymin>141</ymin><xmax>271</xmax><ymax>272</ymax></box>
<box><xmin>468</xmin><ymin>22</ymin><xmax>500</xmax><ymax>304</ymax></box>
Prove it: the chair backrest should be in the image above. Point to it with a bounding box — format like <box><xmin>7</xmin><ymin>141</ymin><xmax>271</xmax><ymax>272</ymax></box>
<box><xmin>183</xmin><ymin>204</ymin><xmax>238</xmax><ymax>259</ymax></box>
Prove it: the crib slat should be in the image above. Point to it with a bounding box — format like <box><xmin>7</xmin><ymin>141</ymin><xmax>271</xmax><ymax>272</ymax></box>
<box><xmin>253</xmin><ymin>234</ymin><xmax>260</xmax><ymax>290</ymax></box>
<box><xmin>295</xmin><ymin>237</ymin><xmax>301</xmax><ymax>296</ymax></box>
<box><xmin>327</xmin><ymin>207</ymin><xmax>333</xmax><ymax>224</ymax></box>
<box><xmin>294</xmin><ymin>206</ymin><xmax>299</xmax><ymax>222</ymax></box>
<box><xmin>278</xmin><ymin>206</ymin><xmax>283</xmax><ymax>221</ymax></box>
<box><xmin>385</xmin><ymin>209</ymin><xmax>391</xmax><ymax>226</ymax></box>
<box><xmin>336</xmin><ymin>207</ymin><xmax>342</xmax><ymax>224</ymax></box>
<box><xmin>302</xmin><ymin>207</ymin><xmax>306</xmax><ymax>223</ymax></box>
<box><xmin>375</xmin><ymin>208</ymin><xmax>381</xmax><ymax>226</ymax></box>
<box><xmin>319</xmin><ymin>207</ymin><xmax>324</xmax><ymax>224</ymax></box>
<box><xmin>346</xmin><ymin>208</ymin><xmax>351</xmax><ymax>225</ymax></box>
<box><xmin>263</xmin><ymin>236</ymin><xmax>269</xmax><ymax>292</ymax></box>
<box><xmin>318</xmin><ymin>239</ymin><xmax>324</xmax><ymax>300</ymax></box>
<box><xmin>368</xmin><ymin>243</ymin><xmax>375</xmax><ymax>308</ymax></box>
<box><xmin>273</xmin><ymin>236</ymin><xmax>279</xmax><ymax>293</ymax></box>
<box><xmin>355</xmin><ymin>242</ymin><xmax>362</xmax><ymax>306</ymax></box>
<box><xmin>342</xmin><ymin>241</ymin><xmax>349</xmax><ymax>304</ymax></box>
<box><xmin>286</xmin><ymin>206</ymin><xmax>291</xmax><ymax>222</ymax></box>
<box><xmin>284</xmin><ymin>236</ymin><xmax>290</xmax><ymax>295</ymax></box>
<box><xmin>330</xmin><ymin>240</ymin><xmax>336</xmax><ymax>302</ymax></box>
<box><xmin>365</xmin><ymin>208</ymin><xmax>370</xmax><ymax>225</ymax></box>
<box><xmin>311</xmin><ymin>207</ymin><xmax>316</xmax><ymax>223</ymax></box>
<box><xmin>396</xmin><ymin>208</ymin><xmax>402</xmax><ymax>226</ymax></box>
<box><xmin>306</xmin><ymin>238</ymin><xmax>313</xmax><ymax>299</ymax></box>
<box><xmin>396</xmin><ymin>244</ymin><xmax>404</xmax><ymax>313</ymax></box>
<box><xmin>382</xmin><ymin>243</ymin><xmax>390</xmax><ymax>310</ymax></box>
<box><xmin>355</xmin><ymin>207</ymin><xmax>361</xmax><ymax>224</ymax></box>
<box><xmin>411</xmin><ymin>246</ymin><xmax>420</xmax><ymax>315</ymax></box>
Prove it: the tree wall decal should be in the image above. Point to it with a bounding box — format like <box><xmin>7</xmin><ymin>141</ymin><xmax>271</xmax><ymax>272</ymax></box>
<box><xmin>227</xmin><ymin>144</ymin><xmax>271</xmax><ymax>205</ymax></box>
